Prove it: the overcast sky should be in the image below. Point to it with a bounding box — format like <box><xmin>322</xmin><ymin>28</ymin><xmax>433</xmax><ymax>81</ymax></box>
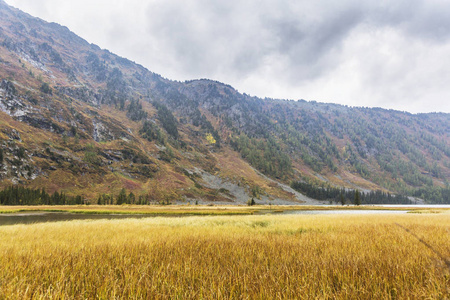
<box><xmin>5</xmin><ymin>0</ymin><xmax>450</xmax><ymax>113</ymax></box>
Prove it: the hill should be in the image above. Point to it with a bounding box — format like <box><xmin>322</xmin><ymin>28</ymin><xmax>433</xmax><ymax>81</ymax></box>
<box><xmin>0</xmin><ymin>0</ymin><xmax>449</xmax><ymax>204</ymax></box>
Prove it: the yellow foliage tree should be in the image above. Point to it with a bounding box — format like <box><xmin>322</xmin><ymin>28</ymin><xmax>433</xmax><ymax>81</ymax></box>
<box><xmin>206</xmin><ymin>133</ymin><xmax>216</xmax><ymax>144</ymax></box>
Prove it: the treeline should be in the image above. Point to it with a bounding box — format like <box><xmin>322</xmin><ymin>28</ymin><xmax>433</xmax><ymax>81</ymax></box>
<box><xmin>0</xmin><ymin>186</ymin><xmax>175</xmax><ymax>206</ymax></box>
<box><xmin>97</xmin><ymin>188</ymin><xmax>142</xmax><ymax>205</ymax></box>
<box><xmin>97</xmin><ymin>187</ymin><xmax>176</xmax><ymax>205</ymax></box>
<box><xmin>290</xmin><ymin>181</ymin><xmax>412</xmax><ymax>204</ymax></box>
<box><xmin>412</xmin><ymin>186</ymin><xmax>450</xmax><ymax>204</ymax></box>
<box><xmin>0</xmin><ymin>186</ymin><xmax>84</xmax><ymax>205</ymax></box>
<box><xmin>97</xmin><ymin>189</ymin><xmax>175</xmax><ymax>205</ymax></box>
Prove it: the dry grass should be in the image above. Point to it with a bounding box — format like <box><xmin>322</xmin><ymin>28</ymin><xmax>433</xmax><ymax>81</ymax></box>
<box><xmin>1</xmin><ymin>204</ymin><xmax>447</xmax><ymax>215</ymax></box>
<box><xmin>0</xmin><ymin>212</ymin><xmax>449</xmax><ymax>299</ymax></box>
<box><xmin>0</xmin><ymin>205</ymin><xmax>257</xmax><ymax>215</ymax></box>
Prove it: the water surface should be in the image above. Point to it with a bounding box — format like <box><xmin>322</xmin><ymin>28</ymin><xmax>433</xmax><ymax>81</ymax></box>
<box><xmin>0</xmin><ymin>212</ymin><xmax>156</xmax><ymax>226</ymax></box>
<box><xmin>280</xmin><ymin>210</ymin><xmax>408</xmax><ymax>215</ymax></box>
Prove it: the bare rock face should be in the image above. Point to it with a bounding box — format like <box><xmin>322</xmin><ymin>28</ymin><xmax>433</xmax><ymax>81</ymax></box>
<box><xmin>0</xmin><ymin>80</ymin><xmax>26</xmax><ymax>116</ymax></box>
<box><xmin>92</xmin><ymin>119</ymin><xmax>114</xmax><ymax>142</ymax></box>
<box><xmin>0</xmin><ymin>129</ymin><xmax>37</xmax><ymax>182</ymax></box>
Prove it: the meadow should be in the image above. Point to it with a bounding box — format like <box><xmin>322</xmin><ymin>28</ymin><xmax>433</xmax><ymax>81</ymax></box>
<box><xmin>0</xmin><ymin>210</ymin><xmax>448</xmax><ymax>299</ymax></box>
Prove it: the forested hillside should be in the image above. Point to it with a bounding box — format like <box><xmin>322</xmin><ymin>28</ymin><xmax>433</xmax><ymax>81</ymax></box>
<box><xmin>0</xmin><ymin>0</ymin><xmax>449</xmax><ymax>204</ymax></box>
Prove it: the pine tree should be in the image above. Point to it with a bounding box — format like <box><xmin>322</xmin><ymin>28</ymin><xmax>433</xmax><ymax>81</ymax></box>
<box><xmin>128</xmin><ymin>192</ymin><xmax>136</xmax><ymax>204</ymax></box>
<box><xmin>354</xmin><ymin>190</ymin><xmax>361</xmax><ymax>206</ymax></box>
<box><xmin>117</xmin><ymin>188</ymin><xmax>127</xmax><ymax>205</ymax></box>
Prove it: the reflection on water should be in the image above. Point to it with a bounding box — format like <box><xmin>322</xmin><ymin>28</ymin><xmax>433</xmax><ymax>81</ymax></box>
<box><xmin>280</xmin><ymin>210</ymin><xmax>408</xmax><ymax>215</ymax></box>
<box><xmin>0</xmin><ymin>212</ymin><xmax>155</xmax><ymax>226</ymax></box>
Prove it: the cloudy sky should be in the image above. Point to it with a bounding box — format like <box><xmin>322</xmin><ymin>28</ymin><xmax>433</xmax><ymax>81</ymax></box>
<box><xmin>6</xmin><ymin>0</ymin><xmax>450</xmax><ymax>113</ymax></box>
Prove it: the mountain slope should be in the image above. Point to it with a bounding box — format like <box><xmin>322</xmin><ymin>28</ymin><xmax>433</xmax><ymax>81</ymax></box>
<box><xmin>0</xmin><ymin>0</ymin><xmax>449</xmax><ymax>204</ymax></box>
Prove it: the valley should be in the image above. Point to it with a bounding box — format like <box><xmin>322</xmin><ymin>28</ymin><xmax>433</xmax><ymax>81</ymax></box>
<box><xmin>0</xmin><ymin>0</ymin><xmax>449</xmax><ymax>204</ymax></box>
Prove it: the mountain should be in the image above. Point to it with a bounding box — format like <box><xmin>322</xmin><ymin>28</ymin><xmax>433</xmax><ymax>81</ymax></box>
<box><xmin>0</xmin><ymin>0</ymin><xmax>449</xmax><ymax>204</ymax></box>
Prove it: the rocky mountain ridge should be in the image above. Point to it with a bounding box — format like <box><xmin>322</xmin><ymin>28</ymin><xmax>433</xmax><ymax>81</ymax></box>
<box><xmin>0</xmin><ymin>0</ymin><xmax>449</xmax><ymax>204</ymax></box>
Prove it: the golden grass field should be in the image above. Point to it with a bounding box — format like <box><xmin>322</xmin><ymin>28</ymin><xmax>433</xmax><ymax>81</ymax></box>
<box><xmin>0</xmin><ymin>210</ymin><xmax>449</xmax><ymax>299</ymax></box>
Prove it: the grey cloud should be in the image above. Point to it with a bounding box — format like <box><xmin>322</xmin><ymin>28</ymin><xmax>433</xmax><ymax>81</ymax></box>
<box><xmin>356</xmin><ymin>0</ymin><xmax>450</xmax><ymax>42</ymax></box>
<box><xmin>404</xmin><ymin>4</ymin><xmax>450</xmax><ymax>42</ymax></box>
<box><xmin>264</xmin><ymin>6</ymin><xmax>364</xmax><ymax>81</ymax></box>
<box><xmin>143</xmin><ymin>1</ymin><xmax>364</xmax><ymax>81</ymax></box>
<box><xmin>137</xmin><ymin>0</ymin><xmax>450</xmax><ymax>112</ymax></box>
<box><xmin>144</xmin><ymin>0</ymin><xmax>275</xmax><ymax>77</ymax></box>
<box><xmin>7</xmin><ymin>0</ymin><xmax>450</xmax><ymax>112</ymax></box>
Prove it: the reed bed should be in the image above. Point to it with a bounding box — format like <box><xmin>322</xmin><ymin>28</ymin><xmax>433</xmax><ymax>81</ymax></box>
<box><xmin>0</xmin><ymin>213</ymin><xmax>448</xmax><ymax>299</ymax></box>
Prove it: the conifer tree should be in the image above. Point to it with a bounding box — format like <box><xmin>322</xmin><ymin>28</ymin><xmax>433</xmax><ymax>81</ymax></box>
<box><xmin>354</xmin><ymin>190</ymin><xmax>361</xmax><ymax>206</ymax></box>
<box><xmin>340</xmin><ymin>193</ymin><xmax>345</xmax><ymax>206</ymax></box>
<box><xmin>117</xmin><ymin>188</ymin><xmax>127</xmax><ymax>205</ymax></box>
